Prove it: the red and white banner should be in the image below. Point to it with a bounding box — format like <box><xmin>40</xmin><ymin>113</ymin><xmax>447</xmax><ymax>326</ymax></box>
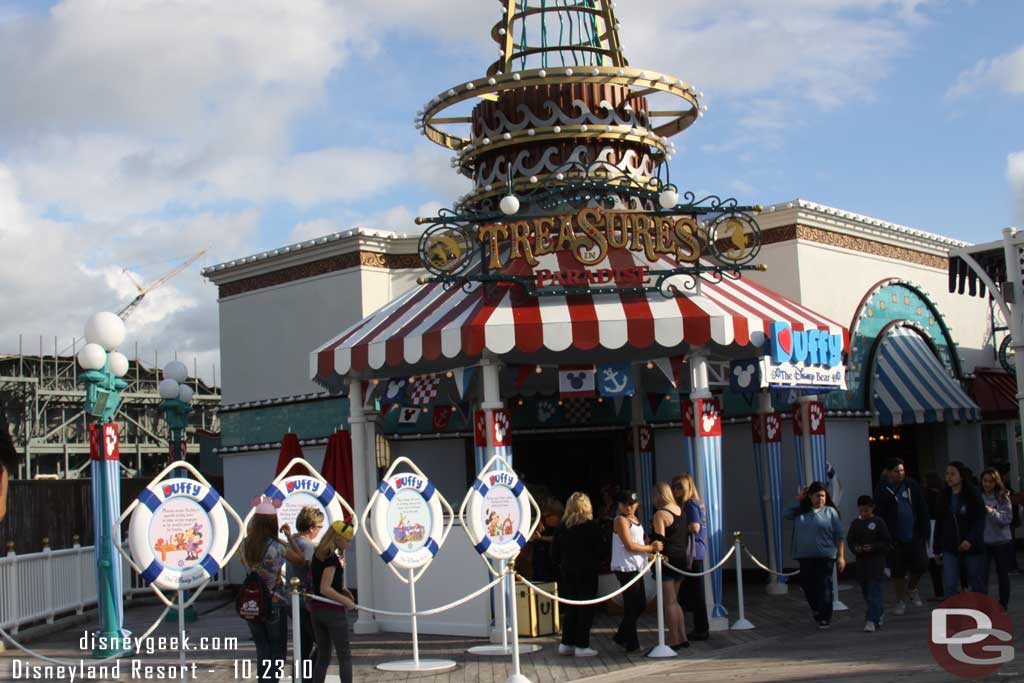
<box><xmin>751</xmin><ymin>413</ymin><xmax>782</xmax><ymax>444</ymax></box>
<box><xmin>432</xmin><ymin>406</ymin><xmax>453</xmax><ymax>432</ymax></box>
<box><xmin>473</xmin><ymin>409</ymin><xmax>512</xmax><ymax>447</ymax></box>
<box><xmin>409</xmin><ymin>375</ymin><xmax>441</xmax><ymax>405</ymax></box>
<box><xmin>558</xmin><ymin>365</ymin><xmax>596</xmax><ymax>398</ymax></box>
<box><xmin>792</xmin><ymin>401</ymin><xmax>826</xmax><ymax>436</ymax></box>
<box><xmin>682</xmin><ymin>398</ymin><xmax>722</xmax><ymax>438</ymax></box>
<box><xmin>89</xmin><ymin>423</ymin><xmax>120</xmax><ymax>461</ymax></box>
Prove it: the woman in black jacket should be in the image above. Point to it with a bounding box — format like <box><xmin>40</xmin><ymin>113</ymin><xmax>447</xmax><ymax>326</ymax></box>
<box><xmin>933</xmin><ymin>461</ymin><xmax>987</xmax><ymax>596</ymax></box>
<box><xmin>551</xmin><ymin>492</ymin><xmax>605</xmax><ymax>658</ymax></box>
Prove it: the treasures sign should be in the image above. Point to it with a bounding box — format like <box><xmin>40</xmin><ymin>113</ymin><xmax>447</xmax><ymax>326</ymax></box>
<box><xmin>417</xmin><ymin>205</ymin><xmax>764</xmax><ymax>298</ymax></box>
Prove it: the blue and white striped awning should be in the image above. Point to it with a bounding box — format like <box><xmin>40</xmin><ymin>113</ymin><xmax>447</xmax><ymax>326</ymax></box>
<box><xmin>871</xmin><ymin>326</ymin><xmax>980</xmax><ymax>426</ymax></box>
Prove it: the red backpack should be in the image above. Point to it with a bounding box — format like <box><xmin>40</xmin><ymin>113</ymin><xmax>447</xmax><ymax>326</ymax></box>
<box><xmin>237</xmin><ymin>543</ymin><xmax>273</xmax><ymax>622</ymax></box>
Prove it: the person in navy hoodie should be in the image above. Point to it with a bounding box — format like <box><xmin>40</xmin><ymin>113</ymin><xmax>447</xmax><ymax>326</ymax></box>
<box><xmin>874</xmin><ymin>457</ymin><xmax>931</xmax><ymax>614</ymax></box>
<box><xmin>932</xmin><ymin>461</ymin><xmax>987</xmax><ymax>596</ymax></box>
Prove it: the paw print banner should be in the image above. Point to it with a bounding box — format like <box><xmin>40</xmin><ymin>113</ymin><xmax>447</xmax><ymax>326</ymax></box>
<box><xmin>89</xmin><ymin>423</ymin><xmax>127</xmax><ymax>629</ymax></box>
<box><xmin>473</xmin><ymin>409</ymin><xmax>514</xmax><ymax>473</ymax></box>
<box><xmin>681</xmin><ymin>398</ymin><xmax>727</xmax><ymax>622</ymax></box>
<box><xmin>792</xmin><ymin>401</ymin><xmax>829</xmax><ymax>488</ymax></box>
<box><xmin>751</xmin><ymin>414</ymin><xmax>786</xmax><ymax>584</ymax></box>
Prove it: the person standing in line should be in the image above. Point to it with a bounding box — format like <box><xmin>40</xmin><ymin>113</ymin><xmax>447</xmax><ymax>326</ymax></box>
<box><xmin>980</xmin><ymin>468</ymin><xmax>1013</xmax><ymax>609</ymax></box>
<box><xmin>672</xmin><ymin>473</ymin><xmax>710</xmax><ymax>641</ymax></box>
<box><xmin>310</xmin><ymin>520</ymin><xmax>357</xmax><ymax>683</ymax></box>
<box><xmin>530</xmin><ymin>498</ymin><xmax>564</xmax><ymax>583</ymax></box>
<box><xmin>240</xmin><ymin>497</ymin><xmax>290</xmax><ymax>683</ymax></box>
<box><xmin>285</xmin><ymin>506</ymin><xmax>325</xmax><ymax>675</ymax></box>
<box><xmin>551</xmin><ymin>492</ymin><xmax>605</xmax><ymax>658</ymax></box>
<box><xmin>923</xmin><ymin>471</ymin><xmax>945</xmax><ymax>601</ymax></box>
<box><xmin>610</xmin><ymin>489</ymin><xmax>662</xmax><ymax>653</ymax></box>
<box><xmin>874</xmin><ymin>458</ymin><xmax>931</xmax><ymax>614</ymax></box>
<box><xmin>651</xmin><ymin>482</ymin><xmax>689</xmax><ymax>649</ymax></box>
<box><xmin>996</xmin><ymin>462</ymin><xmax>1022</xmax><ymax>574</ymax></box>
<box><xmin>933</xmin><ymin>461</ymin><xmax>987</xmax><ymax>596</ymax></box>
<box><xmin>847</xmin><ymin>495</ymin><xmax>892</xmax><ymax>632</ymax></box>
<box><xmin>785</xmin><ymin>482</ymin><xmax>846</xmax><ymax>629</ymax></box>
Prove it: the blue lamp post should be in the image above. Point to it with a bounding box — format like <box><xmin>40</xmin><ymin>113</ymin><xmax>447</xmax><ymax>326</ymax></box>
<box><xmin>158</xmin><ymin>360</ymin><xmax>198</xmax><ymax>622</ymax></box>
<box><xmin>76</xmin><ymin>312</ymin><xmax>132</xmax><ymax>657</ymax></box>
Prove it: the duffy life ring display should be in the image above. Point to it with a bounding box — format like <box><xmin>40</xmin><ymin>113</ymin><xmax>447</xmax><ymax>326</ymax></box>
<box><xmin>264</xmin><ymin>475</ymin><xmax>346</xmax><ymax>543</ymax></box>
<box><xmin>464</xmin><ymin>469</ymin><xmax>532</xmax><ymax>560</ymax></box>
<box><xmin>127</xmin><ymin>478</ymin><xmax>230</xmax><ymax>591</ymax></box>
<box><xmin>370</xmin><ymin>473</ymin><xmax>444</xmax><ymax>570</ymax></box>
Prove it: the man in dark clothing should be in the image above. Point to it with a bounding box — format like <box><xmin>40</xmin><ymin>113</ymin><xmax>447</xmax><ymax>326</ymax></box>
<box><xmin>874</xmin><ymin>458</ymin><xmax>930</xmax><ymax>614</ymax></box>
<box><xmin>848</xmin><ymin>495</ymin><xmax>892</xmax><ymax>632</ymax></box>
<box><xmin>0</xmin><ymin>416</ymin><xmax>18</xmax><ymax>523</ymax></box>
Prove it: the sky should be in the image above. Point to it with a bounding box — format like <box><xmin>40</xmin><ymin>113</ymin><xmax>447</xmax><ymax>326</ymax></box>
<box><xmin>0</xmin><ymin>0</ymin><xmax>1021</xmax><ymax>384</ymax></box>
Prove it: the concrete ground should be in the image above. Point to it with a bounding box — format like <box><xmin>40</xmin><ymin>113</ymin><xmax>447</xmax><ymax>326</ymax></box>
<box><xmin>2</xmin><ymin>569</ymin><xmax>1023</xmax><ymax>683</ymax></box>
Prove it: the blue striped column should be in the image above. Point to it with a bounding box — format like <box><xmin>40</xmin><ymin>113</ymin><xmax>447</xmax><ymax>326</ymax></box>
<box><xmin>89</xmin><ymin>422</ymin><xmax>128</xmax><ymax>650</ymax></box>
<box><xmin>628</xmin><ymin>425</ymin><xmax>655</xmax><ymax>525</ymax></box>
<box><xmin>753</xmin><ymin>413</ymin><xmax>786</xmax><ymax>588</ymax></box>
<box><xmin>793</xmin><ymin>400</ymin><xmax>828</xmax><ymax>487</ymax></box>
<box><xmin>684</xmin><ymin>397</ymin><xmax>726</xmax><ymax>625</ymax></box>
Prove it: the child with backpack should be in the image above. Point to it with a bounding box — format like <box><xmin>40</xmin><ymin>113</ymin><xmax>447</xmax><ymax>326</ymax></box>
<box><xmin>847</xmin><ymin>495</ymin><xmax>892</xmax><ymax>632</ymax></box>
<box><xmin>237</xmin><ymin>496</ymin><xmax>289</xmax><ymax>683</ymax></box>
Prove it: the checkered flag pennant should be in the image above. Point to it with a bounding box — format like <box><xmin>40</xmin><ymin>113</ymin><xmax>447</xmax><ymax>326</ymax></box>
<box><xmin>561</xmin><ymin>398</ymin><xmax>592</xmax><ymax>425</ymax></box>
<box><xmin>409</xmin><ymin>375</ymin><xmax>441</xmax><ymax>405</ymax></box>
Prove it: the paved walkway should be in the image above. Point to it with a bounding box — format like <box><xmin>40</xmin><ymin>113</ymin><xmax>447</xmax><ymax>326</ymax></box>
<box><xmin>2</xmin><ymin>570</ymin><xmax>1023</xmax><ymax>682</ymax></box>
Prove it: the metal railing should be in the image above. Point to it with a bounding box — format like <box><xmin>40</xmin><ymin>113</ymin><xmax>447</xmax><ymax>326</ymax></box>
<box><xmin>0</xmin><ymin>536</ymin><xmax>227</xmax><ymax>633</ymax></box>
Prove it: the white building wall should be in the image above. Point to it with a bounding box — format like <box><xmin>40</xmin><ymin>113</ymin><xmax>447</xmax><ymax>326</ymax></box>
<box><xmin>788</xmin><ymin>241</ymin><xmax>992</xmax><ymax>370</ymax></box>
<box><xmin>218</xmin><ymin>270</ymin><xmax>364</xmax><ymax>405</ymax></box>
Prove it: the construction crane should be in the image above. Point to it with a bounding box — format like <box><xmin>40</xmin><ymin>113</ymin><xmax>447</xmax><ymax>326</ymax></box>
<box><xmin>118</xmin><ymin>248</ymin><xmax>208</xmax><ymax>321</ymax></box>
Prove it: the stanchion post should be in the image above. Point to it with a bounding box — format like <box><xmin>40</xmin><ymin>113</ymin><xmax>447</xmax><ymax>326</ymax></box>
<box><xmin>177</xmin><ymin>590</ymin><xmax>186</xmax><ymax>683</ymax></box>
<box><xmin>832</xmin><ymin>563</ymin><xmax>848</xmax><ymax>611</ymax></box>
<box><xmin>646</xmin><ymin>554</ymin><xmax>676</xmax><ymax>658</ymax></box>
<box><xmin>505</xmin><ymin>565</ymin><xmax>531</xmax><ymax>683</ymax></box>
<box><xmin>731</xmin><ymin>533</ymin><xmax>754</xmax><ymax>630</ymax></box>
<box><xmin>290</xmin><ymin>578</ymin><xmax>303</xmax><ymax>683</ymax></box>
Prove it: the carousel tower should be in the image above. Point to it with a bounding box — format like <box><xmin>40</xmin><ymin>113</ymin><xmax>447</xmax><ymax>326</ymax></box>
<box><xmin>418</xmin><ymin>0</ymin><xmax>706</xmax><ymax>214</ymax></box>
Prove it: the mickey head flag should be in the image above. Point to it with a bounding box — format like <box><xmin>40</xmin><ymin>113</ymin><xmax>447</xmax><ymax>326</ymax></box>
<box><xmin>558</xmin><ymin>365</ymin><xmax>596</xmax><ymax>399</ymax></box>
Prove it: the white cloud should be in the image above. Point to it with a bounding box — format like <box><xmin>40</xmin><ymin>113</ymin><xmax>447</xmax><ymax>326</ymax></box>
<box><xmin>1009</xmin><ymin>151</ymin><xmax>1024</xmax><ymax>225</ymax></box>
<box><xmin>947</xmin><ymin>45</ymin><xmax>1024</xmax><ymax>99</ymax></box>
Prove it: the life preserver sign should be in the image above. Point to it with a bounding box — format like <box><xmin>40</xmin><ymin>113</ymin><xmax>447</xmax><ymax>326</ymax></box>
<box><xmin>465</xmin><ymin>470</ymin><xmax>532</xmax><ymax>560</ymax></box>
<box><xmin>371</xmin><ymin>474</ymin><xmax>444</xmax><ymax>569</ymax></box>
<box><xmin>127</xmin><ymin>478</ymin><xmax>230</xmax><ymax>590</ymax></box>
<box><xmin>264</xmin><ymin>475</ymin><xmax>345</xmax><ymax>544</ymax></box>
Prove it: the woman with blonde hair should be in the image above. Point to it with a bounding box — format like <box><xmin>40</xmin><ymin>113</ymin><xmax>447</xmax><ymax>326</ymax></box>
<box><xmin>672</xmin><ymin>473</ymin><xmax>709</xmax><ymax>640</ymax></box>
<box><xmin>310</xmin><ymin>520</ymin><xmax>357</xmax><ymax>683</ymax></box>
<box><xmin>550</xmin><ymin>492</ymin><xmax>605</xmax><ymax>657</ymax></box>
<box><xmin>652</xmin><ymin>481</ymin><xmax>688</xmax><ymax>649</ymax></box>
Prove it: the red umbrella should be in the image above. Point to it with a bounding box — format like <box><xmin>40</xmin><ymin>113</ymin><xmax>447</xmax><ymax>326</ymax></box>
<box><xmin>321</xmin><ymin>430</ymin><xmax>354</xmax><ymax>519</ymax></box>
<box><xmin>274</xmin><ymin>432</ymin><xmax>309</xmax><ymax>478</ymax></box>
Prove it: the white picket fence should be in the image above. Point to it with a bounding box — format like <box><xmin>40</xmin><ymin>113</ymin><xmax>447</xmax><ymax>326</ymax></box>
<box><xmin>0</xmin><ymin>539</ymin><xmax>228</xmax><ymax>633</ymax></box>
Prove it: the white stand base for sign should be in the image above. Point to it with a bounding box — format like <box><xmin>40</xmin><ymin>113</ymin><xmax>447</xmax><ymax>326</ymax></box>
<box><xmin>709</xmin><ymin>617</ymin><xmax>730</xmax><ymax>632</ymax></box>
<box><xmin>730</xmin><ymin>538</ymin><xmax>755</xmax><ymax>631</ymax></box>
<box><xmin>646</xmin><ymin>556</ymin><xmax>677</xmax><ymax>659</ymax></box>
<box><xmin>471</xmin><ymin>565</ymin><xmax>541</xmax><ymax>655</ymax></box>
<box><xmin>376</xmin><ymin>569</ymin><xmax>457</xmax><ymax>673</ymax></box>
<box><xmin>766</xmin><ymin>582</ymin><xmax>788</xmax><ymax>596</ymax></box>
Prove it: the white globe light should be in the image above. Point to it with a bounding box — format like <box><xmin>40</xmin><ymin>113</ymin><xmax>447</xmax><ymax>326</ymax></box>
<box><xmin>164</xmin><ymin>360</ymin><xmax>189</xmax><ymax>384</ymax></box>
<box><xmin>159</xmin><ymin>379</ymin><xmax>181</xmax><ymax>400</ymax></box>
<box><xmin>178</xmin><ymin>385</ymin><xmax>195</xmax><ymax>404</ymax></box>
<box><xmin>84</xmin><ymin>312</ymin><xmax>126</xmax><ymax>351</ymax></box>
<box><xmin>77</xmin><ymin>343</ymin><xmax>107</xmax><ymax>371</ymax></box>
<box><xmin>108</xmin><ymin>351</ymin><xmax>130</xmax><ymax>378</ymax></box>
<box><xmin>659</xmin><ymin>189</ymin><xmax>679</xmax><ymax>209</ymax></box>
<box><xmin>500</xmin><ymin>194</ymin><xmax>521</xmax><ymax>215</ymax></box>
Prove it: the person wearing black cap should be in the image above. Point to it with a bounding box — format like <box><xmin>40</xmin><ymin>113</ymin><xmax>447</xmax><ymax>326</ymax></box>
<box><xmin>611</xmin><ymin>489</ymin><xmax>662</xmax><ymax>652</ymax></box>
<box><xmin>0</xmin><ymin>415</ymin><xmax>18</xmax><ymax>523</ymax></box>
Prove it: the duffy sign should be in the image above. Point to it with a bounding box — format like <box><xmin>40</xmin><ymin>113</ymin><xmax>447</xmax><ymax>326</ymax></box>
<box><xmin>757</xmin><ymin>321</ymin><xmax>846</xmax><ymax>391</ymax></box>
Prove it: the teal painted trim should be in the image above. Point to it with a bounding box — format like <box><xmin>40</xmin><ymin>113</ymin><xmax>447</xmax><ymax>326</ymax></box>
<box><xmin>220</xmin><ymin>398</ymin><xmax>349</xmax><ymax>446</ymax></box>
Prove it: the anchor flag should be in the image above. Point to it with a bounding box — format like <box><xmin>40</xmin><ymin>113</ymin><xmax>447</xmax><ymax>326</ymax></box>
<box><xmin>597</xmin><ymin>362</ymin><xmax>634</xmax><ymax>397</ymax></box>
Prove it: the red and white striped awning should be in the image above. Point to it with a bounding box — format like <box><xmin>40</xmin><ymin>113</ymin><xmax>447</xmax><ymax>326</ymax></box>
<box><xmin>311</xmin><ymin>248</ymin><xmax>848</xmax><ymax>385</ymax></box>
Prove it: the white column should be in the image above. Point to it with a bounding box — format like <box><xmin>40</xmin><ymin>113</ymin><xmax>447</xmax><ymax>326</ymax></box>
<box><xmin>480</xmin><ymin>355</ymin><xmax>507</xmax><ymax>643</ymax></box>
<box><xmin>348</xmin><ymin>379</ymin><xmax>379</xmax><ymax>634</ymax></box>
